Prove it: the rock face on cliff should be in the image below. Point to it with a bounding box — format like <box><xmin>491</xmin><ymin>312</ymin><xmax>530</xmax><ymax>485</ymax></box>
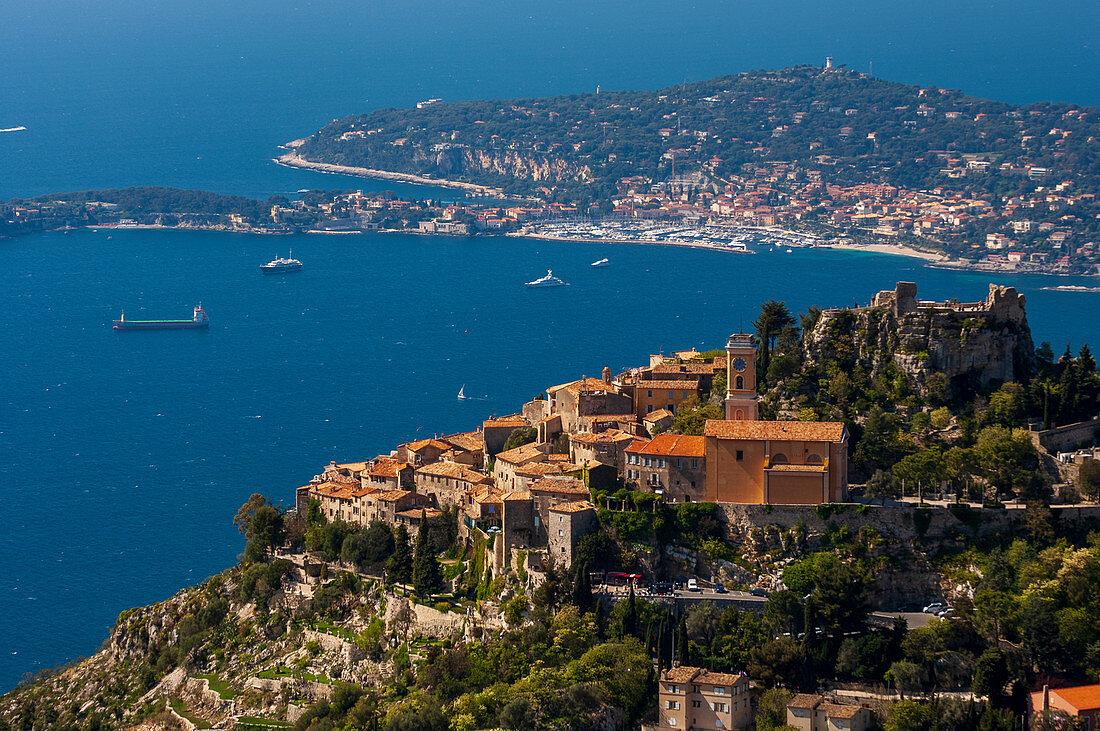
<box><xmin>431</xmin><ymin>147</ymin><xmax>594</xmax><ymax>185</ymax></box>
<box><xmin>804</xmin><ymin>282</ymin><xmax>1034</xmax><ymax>398</ymax></box>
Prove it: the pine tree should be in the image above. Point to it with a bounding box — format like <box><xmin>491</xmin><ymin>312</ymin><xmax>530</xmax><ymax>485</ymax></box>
<box><xmin>621</xmin><ymin>583</ymin><xmax>638</xmax><ymax>638</ymax></box>
<box><xmin>388</xmin><ymin>524</ymin><xmax>413</xmax><ymax>586</ymax></box>
<box><xmin>411</xmin><ymin>512</ymin><xmax>443</xmax><ymax>597</ymax></box>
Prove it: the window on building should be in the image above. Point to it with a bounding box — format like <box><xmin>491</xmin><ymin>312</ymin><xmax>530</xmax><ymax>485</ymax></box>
<box><xmin>736</xmin><ymin>450</ymin><xmax>743</xmax><ymax>461</ymax></box>
<box><xmin>692</xmin><ymin>458</ymin><xmax>699</xmax><ymax>469</ymax></box>
<box><xmin>646</xmin><ymin>404</ymin><xmax>654</xmax><ymax>413</ymax></box>
<box><xmin>736</xmin><ymin>375</ymin><xmax>743</xmax><ymax>389</ymax></box>
<box><xmin>666</xmin><ymin>701</ymin><xmax>680</xmax><ymax>710</ymax></box>
<box><xmin>668</xmin><ymin>390</ymin><xmax>674</xmax><ymax>398</ymax></box>
<box><xmin>558</xmin><ymin>529</ymin><xmax>563</xmax><ymax>536</ymax></box>
<box><xmin>668</xmin><ymin>685</ymin><xmax>679</xmax><ymax>694</ymax></box>
<box><xmin>714</xmin><ymin>687</ymin><xmax>725</xmax><ymax>695</ymax></box>
<box><xmin>807</xmin><ymin>453</ymin><xmax>823</xmax><ymax>464</ymax></box>
<box><xmin>771</xmin><ymin>453</ymin><xmax>788</xmax><ymax>464</ymax></box>
<box><xmin>668</xmin><ymin>720</ymin><xmax>676</xmax><ymax>727</ymax></box>
<box><xmin>647</xmin><ymin>390</ymin><xmax>653</xmax><ymax>397</ymax></box>
<box><xmin>692</xmin><ymin>700</ymin><xmax>701</xmax><ymax>708</ymax></box>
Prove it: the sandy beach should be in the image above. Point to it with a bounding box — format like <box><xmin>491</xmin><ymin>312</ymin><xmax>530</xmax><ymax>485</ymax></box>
<box><xmin>275</xmin><ymin>152</ymin><xmax>510</xmax><ymax>198</ymax></box>
<box><xmin>818</xmin><ymin>241</ymin><xmax>946</xmax><ymax>262</ymax></box>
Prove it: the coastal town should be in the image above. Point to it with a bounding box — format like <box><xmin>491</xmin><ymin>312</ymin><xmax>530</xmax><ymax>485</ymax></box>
<box><xmin>3</xmin><ymin>278</ymin><xmax>1100</xmax><ymax>729</ymax></box>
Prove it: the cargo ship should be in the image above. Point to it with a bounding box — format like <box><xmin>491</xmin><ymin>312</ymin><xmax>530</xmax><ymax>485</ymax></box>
<box><xmin>113</xmin><ymin>304</ymin><xmax>209</xmax><ymax>330</ymax></box>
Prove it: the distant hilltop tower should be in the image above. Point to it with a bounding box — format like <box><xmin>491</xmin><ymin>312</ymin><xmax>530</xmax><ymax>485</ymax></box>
<box><xmin>825</xmin><ymin>56</ymin><xmax>834</xmax><ymax>70</ymax></box>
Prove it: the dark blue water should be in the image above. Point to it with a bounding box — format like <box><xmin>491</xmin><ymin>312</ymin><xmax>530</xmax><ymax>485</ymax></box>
<box><xmin>1</xmin><ymin>0</ymin><xmax>1099</xmax><ymax>692</ymax></box>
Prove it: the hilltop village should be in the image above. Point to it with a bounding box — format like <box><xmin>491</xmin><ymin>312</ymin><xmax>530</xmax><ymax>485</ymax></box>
<box><xmin>3</xmin><ymin>276</ymin><xmax>1100</xmax><ymax>731</ymax></box>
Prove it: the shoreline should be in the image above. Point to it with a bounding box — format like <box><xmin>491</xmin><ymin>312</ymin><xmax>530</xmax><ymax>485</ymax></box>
<box><xmin>817</xmin><ymin>241</ymin><xmax>945</xmax><ymax>262</ymax></box>
<box><xmin>514</xmin><ymin>231</ymin><xmax>755</xmax><ymax>254</ymax></box>
<box><xmin>274</xmin><ymin>152</ymin><xmax>517</xmax><ymax>199</ymax></box>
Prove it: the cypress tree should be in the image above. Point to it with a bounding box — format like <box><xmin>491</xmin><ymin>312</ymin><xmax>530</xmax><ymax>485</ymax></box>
<box><xmin>594</xmin><ymin>596</ymin><xmax>606</xmax><ymax>640</ymax></box>
<box><xmin>572</xmin><ymin>562</ymin><xmax>593</xmax><ymax>613</ymax></box>
<box><xmin>621</xmin><ymin>583</ymin><xmax>638</xmax><ymax>638</ymax></box>
<box><xmin>411</xmin><ymin>511</ymin><xmax>443</xmax><ymax>597</ymax></box>
<box><xmin>677</xmin><ymin>614</ymin><xmax>690</xmax><ymax>666</ymax></box>
<box><xmin>388</xmin><ymin>524</ymin><xmax>413</xmax><ymax>586</ymax></box>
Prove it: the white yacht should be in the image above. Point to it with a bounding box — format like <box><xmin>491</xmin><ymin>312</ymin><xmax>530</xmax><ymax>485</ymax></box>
<box><xmin>591</xmin><ymin>258</ymin><xmax>610</xmax><ymax>267</ymax></box>
<box><xmin>525</xmin><ymin>269</ymin><xmax>567</xmax><ymax>288</ymax></box>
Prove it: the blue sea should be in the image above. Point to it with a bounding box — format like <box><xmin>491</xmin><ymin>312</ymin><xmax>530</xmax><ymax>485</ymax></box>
<box><xmin>1</xmin><ymin>0</ymin><xmax>1098</xmax><ymax>691</ymax></box>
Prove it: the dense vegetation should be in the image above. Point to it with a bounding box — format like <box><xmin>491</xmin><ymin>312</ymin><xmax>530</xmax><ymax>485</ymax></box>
<box><xmin>298</xmin><ymin>66</ymin><xmax>1100</xmax><ymax>221</ymax></box>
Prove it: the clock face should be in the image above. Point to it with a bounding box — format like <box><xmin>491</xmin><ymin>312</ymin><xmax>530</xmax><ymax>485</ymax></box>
<box><xmin>732</xmin><ymin>357</ymin><xmax>747</xmax><ymax>372</ymax></box>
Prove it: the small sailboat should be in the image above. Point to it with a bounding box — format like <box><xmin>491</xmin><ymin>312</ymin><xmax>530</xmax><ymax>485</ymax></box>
<box><xmin>457</xmin><ymin>385</ymin><xmax>467</xmax><ymax>400</ymax></box>
<box><xmin>591</xmin><ymin>258</ymin><xmax>610</xmax><ymax>267</ymax></box>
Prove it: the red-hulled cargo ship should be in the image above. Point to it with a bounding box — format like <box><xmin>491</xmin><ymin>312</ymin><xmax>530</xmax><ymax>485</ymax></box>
<box><xmin>113</xmin><ymin>303</ymin><xmax>209</xmax><ymax>330</ymax></box>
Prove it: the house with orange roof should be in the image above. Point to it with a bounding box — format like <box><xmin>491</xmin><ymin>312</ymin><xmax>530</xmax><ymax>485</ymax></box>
<box><xmin>545</xmin><ymin>374</ymin><xmax>633</xmax><ymax>433</ymax></box>
<box><xmin>513</xmin><ymin>459</ymin><xmax>581</xmax><ymax>492</ymax></box>
<box><xmin>397</xmin><ymin>438</ymin><xmax>452</xmax><ymax>467</ymax></box>
<box><xmin>656</xmin><ymin>665</ymin><xmax>752</xmax><ymax>731</ymax></box>
<box><xmin>642</xmin><ymin>408</ymin><xmax>675</xmax><ymax>436</ymax></box>
<box><xmin>703</xmin><ymin>420</ymin><xmax>849</xmax><ymax>504</ymax></box>
<box><xmin>569</xmin><ymin>428</ymin><xmax>636</xmax><ymax>469</ymax></box>
<box><xmin>415</xmin><ymin>461</ymin><xmax>492</xmax><ymax>509</ymax></box>
<box><xmin>361</xmin><ymin>455</ymin><xmax>414</xmax><ymax>493</ymax></box>
<box><xmin>493</xmin><ymin>441</ymin><xmax>550</xmax><ymax>491</ymax></box>
<box><xmin>482</xmin><ymin>414</ymin><xmax>531</xmax><ymax>456</ymax></box>
<box><xmin>1030</xmin><ymin>683</ymin><xmax>1100</xmax><ymax>729</ymax></box>
<box><xmin>547</xmin><ymin>501</ymin><xmax>597</xmax><ymax>566</ymax></box>
<box><xmin>631</xmin><ymin>378</ymin><xmax>701</xmax><ymax>419</ymax></box>
<box><xmin>624</xmin><ymin>434</ymin><xmax>707</xmax><ymax>503</ymax></box>
<box><xmin>786</xmin><ymin>693</ymin><xmax>872</xmax><ymax>731</ymax></box>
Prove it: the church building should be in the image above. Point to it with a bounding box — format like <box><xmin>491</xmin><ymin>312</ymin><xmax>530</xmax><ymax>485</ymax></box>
<box><xmin>704</xmin><ymin>331</ymin><xmax>849</xmax><ymax>504</ymax></box>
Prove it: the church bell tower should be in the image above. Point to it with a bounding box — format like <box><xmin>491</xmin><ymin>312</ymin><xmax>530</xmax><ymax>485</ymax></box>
<box><xmin>724</xmin><ymin>332</ymin><xmax>758</xmax><ymax>420</ymax></box>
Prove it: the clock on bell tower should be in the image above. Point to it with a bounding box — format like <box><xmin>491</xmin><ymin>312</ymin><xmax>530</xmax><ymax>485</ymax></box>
<box><xmin>724</xmin><ymin>332</ymin><xmax>758</xmax><ymax>420</ymax></box>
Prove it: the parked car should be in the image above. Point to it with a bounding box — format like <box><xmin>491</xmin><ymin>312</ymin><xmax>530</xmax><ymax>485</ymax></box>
<box><xmin>651</xmin><ymin>582</ymin><xmax>673</xmax><ymax>595</ymax></box>
<box><xmin>750</xmin><ymin>588</ymin><xmax>769</xmax><ymax>598</ymax></box>
<box><xmin>714</xmin><ymin>583</ymin><xmax>727</xmax><ymax>594</ymax></box>
<box><xmin>936</xmin><ymin>607</ymin><xmax>955</xmax><ymax>618</ymax></box>
<box><xmin>687</xmin><ymin>578</ymin><xmax>700</xmax><ymax>592</ymax></box>
<box><xmin>923</xmin><ymin>602</ymin><xmax>946</xmax><ymax>614</ymax></box>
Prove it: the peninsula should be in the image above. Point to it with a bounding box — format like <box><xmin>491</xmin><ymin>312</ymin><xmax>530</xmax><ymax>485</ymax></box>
<box><xmin>3</xmin><ymin>282</ymin><xmax>1099</xmax><ymax>730</ymax></box>
<box><xmin>287</xmin><ymin>65</ymin><xmax>1100</xmax><ymax>274</ymax></box>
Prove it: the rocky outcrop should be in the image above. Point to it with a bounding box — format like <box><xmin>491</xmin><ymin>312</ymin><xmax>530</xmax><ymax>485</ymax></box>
<box><xmin>804</xmin><ymin>282</ymin><xmax>1034</xmax><ymax>398</ymax></box>
<box><xmin>432</xmin><ymin>147</ymin><xmax>594</xmax><ymax>185</ymax></box>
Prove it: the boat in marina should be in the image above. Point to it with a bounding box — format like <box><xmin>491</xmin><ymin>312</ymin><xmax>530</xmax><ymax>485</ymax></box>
<box><xmin>591</xmin><ymin>258</ymin><xmax>610</xmax><ymax>267</ymax></box>
<box><xmin>525</xmin><ymin>270</ymin><xmax>567</xmax><ymax>288</ymax></box>
<box><xmin>261</xmin><ymin>251</ymin><xmax>302</xmax><ymax>273</ymax></box>
<box><xmin>113</xmin><ymin>303</ymin><xmax>209</xmax><ymax>330</ymax></box>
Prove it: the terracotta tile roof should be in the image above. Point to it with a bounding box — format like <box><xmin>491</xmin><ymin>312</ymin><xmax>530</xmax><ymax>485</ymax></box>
<box><xmin>547</xmin><ymin>376</ymin><xmax>615</xmax><ymax>398</ymax></box>
<box><xmin>643</xmin><ymin>409</ymin><xmax>675</xmax><ymax>422</ymax></box>
<box><xmin>516</xmin><ymin>462</ymin><xmax>569</xmax><ymax>477</ymax></box>
<box><xmin>483</xmin><ymin>414</ymin><xmax>528</xmax><ymax>428</ymax></box>
<box><xmin>662</xmin><ymin>666</ymin><xmax>702</xmax><ymax>683</ymax></box>
<box><xmin>417</xmin><ymin>461</ymin><xmax>490</xmax><ymax>482</ymax></box>
<box><xmin>376</xmin><ymin>489</ymin><xmax>411</xmax><ymax>502</ymax></box>
<box><xmin>334</xmin><ymin>461</ymin><xmax>368</xmax><ymax>472</ymax></box>
<box><xmin>443</xmin><ymin>431</ymin><xmax>483</xmax><ymax>452</ymax></box>
<box><xmin>638</xmin><ymin>379</ymin><xmax>700</xmax><ymax>390</ymax></box>
<box><xmin>697</xmin><ymin>671</ymin><xmax>746</xmax><ymax>687</ymax></box>
<box><xmin>495</xmin><ymin>442</ymin><xmax>547</xmax><ymax>465</ymax></box>
<box><xmin>1051</xmin><ymin>684</ymin><xmax>1100</xmax><ymax>712</ymax></box>
<box><xmin>570</xmin><ymin>428</ymin><xmax>636</xmax><ymax>446</ymax></box>
<box><xmin>397</xmin><ymin>507</ymin><xmax>441</xmax><ymax>520</ymax></box>
<box><xmin>548</xmin><ymin>453</ymin><xmax>574</xmax><ymax>463</ymax></box>
<box><xmin>406</xmin><ymin>438</ymin><xmax>450</xmax><ymax>452</ymax></box>
<box><xmin>529</xmin><ymin>477</ymin><xmax>588</xmax><ymax>495</ymax></box>
<box><xmin>767</xmin><ymin>463</ymin><xmax>828</xmax><ymax>472</ymax></box>
<box><xmin>651</xmin><ymin>362</ymin><xmax>722</xmax><ymax>375</ymax></box>
<box><xmin>501</xmin><ymin>491</ymin><xmax>532</xmax><ymax>502</ymax></box>
<box><xmin>549</xmin><ymin>500</ymin><xmax>596</xmax><ymax>514</ymax></box>
<box><xmin>823</xmin><ymin>703</ymin><xmax>866</xmax><ymax>720</ymax></box>
<box><xmin>788</xmin><ymin>694</ymin><xmax>824</xmax><ymax>710</ymax></box>
<box><xmin>625</xmin><ymin>434</ymin><xmax>706</xmax><ymax>458</ymax></box>
<box><xmin>704</xmin><ymin>420</ymin><xmax>847</xmax><ymax>443</ymax></box>
<box><xmin>583</xmin><ymin>413</ymin><xmax>636</xmax><ymax>423</ymax></box>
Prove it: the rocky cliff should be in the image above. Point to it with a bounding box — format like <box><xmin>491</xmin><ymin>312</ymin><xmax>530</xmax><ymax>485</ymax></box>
<box><xmin>431</xmin><ymin>147</ymin><xmax>594</xmax><ymax>185</ymax></box>
<box><xmin>803</xmin><ymin>282</ymin><xmax>1034</xmax><ymax>398</ymax></box>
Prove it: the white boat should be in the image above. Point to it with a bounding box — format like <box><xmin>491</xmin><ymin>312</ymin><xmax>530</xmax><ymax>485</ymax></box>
<box><xmin>591</xmin><ymin>258</ymin><xmax>610</xmax><ymax>267</ymax></box>
<box><xmin>525</xmin><ymin>270</ymin><xmax>567</xmax><ymax>288</ymax></box>
<box><xmin>786</xmin><ymin>248</ymin><xmax>793</xmax><ymax>253</ymax></box>
<box><xmin>458</xmin><ymin>385</ymin><xmax>467</xmax><ymax>400</ymax></box>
